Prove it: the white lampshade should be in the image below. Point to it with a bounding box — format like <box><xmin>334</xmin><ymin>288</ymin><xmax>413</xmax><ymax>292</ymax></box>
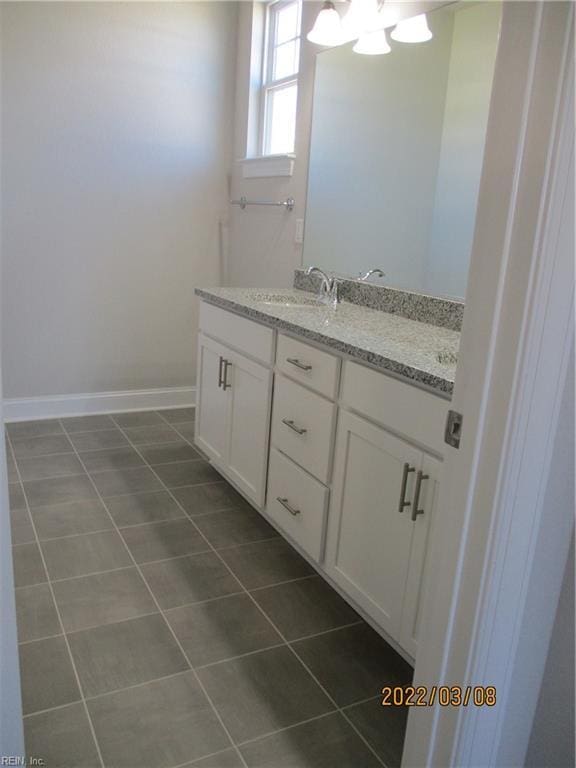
<box><xmin>307</xmin><ymin>2</ymin><xmax>343</xmax><ymax>47</ymax></box>
<box><xmin>353</xmin><ymin>29</ymin><xmax>391</xmax><ymax>55</ymax></box>
<box><xmin>391</xmin><ymin>13</ymin><xmax>433</xmax><ymax>43</ymax></box>
<box><xmin>341</xmin><ymin>0</ymin><xmax>380</xmax><ymax>40</ymax></box>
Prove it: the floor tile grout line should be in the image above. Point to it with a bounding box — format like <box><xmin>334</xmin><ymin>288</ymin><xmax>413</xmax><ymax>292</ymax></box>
<box><xmin>87</xmin><ymin>455</ymin><xmax>205</xmax><ymax>473</ymax></box>
<box><xmin>7</xmin><ymin>412</ymin><xmax>194</xmax><ymax>438</ymax></box>
<box><xmin>20</xmin><ymin>477</ymin><xmax>241</xmax><ymax>506</ymax></box>
<box><xmin>175</xmin><ymin>747</ymin><xmax>238</xmax><ymax>768</ymax></box>
<box><xmin>182</xmin><ymin>504</ymin><xmax>255</xmax><ymax>520</ymax></box>
<box><xmin>14</xmin><ymin>547</ymin><xmax>317</xmax><ymax>597</ymax></box>
<box><xmin>12</xmin><ymin>449</ymin><xmax>77</xmax><ymax>461</ymax></box>
<box><xmin>233</xmin><ymin>709</ymin><xmax>346</xmax><ymax>749</ymax></box>
<box><xmin>199</xmin><ymin>533</ymin><xmax>280</xmax><ymax>551</ymax></box>
<box><xmin>20</xmin><ymin>699</ymin><xmax>86</xmax><ymax>721</ymax></box>
<box><xmin>192</xmin><ymin>620</ymin><xmax>366</xmax><ymax>672</ymax></box>
<box><xmin>247</xmin><ymin>572</ymin><xmax>319</xmax><ymax>593</ymax></box>
<box><xmin>67</xmin><ymin>425</ymin><xmax>249</xmax><ymax>768</ymax></box>
<box><xmin>115</xmin><ymin>423</ymin><xmax>389</xmax><ymax>766</ymax></box>
<box><xmin>7</xmin><ymin>434</ymin><xmax>107</xmax><ymax>768</ymax></box>
<box><xmin>18</xmin><ymin>524</ymin><xmax>126</xmax><ymax>544</ymax></box>
<box><xmin>19</xmin><ymin>610</ymin><xmax>162</xmax><ymax>643</ymax></box>
<box><xmin>232</xmin><ymin>694</ymin><xmax>387</xmax><ymax>753</ymax></box>
<box><xmin>16</xmin><ymin>584</ymin><xmax>363</xmax><ymax>649</ymax></box>
<box><xmin>17</xmin><ymin>631</ymin><xmax>65</xmax><ymax>646</ymax></box>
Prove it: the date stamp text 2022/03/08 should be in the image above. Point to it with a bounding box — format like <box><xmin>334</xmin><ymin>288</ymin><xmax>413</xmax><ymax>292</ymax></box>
<box><xmin>382</xmin><ymin>686</ymin><xmax>497</xmax><ymax>707</ymax></box>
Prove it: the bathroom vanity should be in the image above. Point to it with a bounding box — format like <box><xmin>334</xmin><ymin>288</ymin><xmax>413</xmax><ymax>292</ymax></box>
<box><xmin>194</xmin><ymin>282</ymin><xmax>460</xmax><ymax>659</ymax></box>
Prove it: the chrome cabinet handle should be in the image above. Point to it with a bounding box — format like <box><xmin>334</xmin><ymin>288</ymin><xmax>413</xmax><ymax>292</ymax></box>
<box><xmin>222</xmin><ymin>360</ymin><xmax>232</xmax><ymax>390</ymax></box>
<box><xmin>281</xmin><ymin>418</ymin><xmax>307</xmax><ymax>435</ymax></box>
<box><xmin>398</xmin><ymin>463</ymin><xmax>415</xmax><ymax>512</ymax></box>
<box><xmin>217</xmin><ymin>356</ymin><xmax>225</xmax><ymax>389</ymax></box>
<box><xmin>276</xmin><ymin>497</ymin><xmax>301</xmax><ymax>516</ymax></box>
<box><xmin>286</xmin><ymin>357</ymin><xmax>312</xmax><ymax>371</ymax></box>
<box><xmin>411</xmin><ymin>470</ymin><xmax>429</xmax><ymax>521</ymax></box>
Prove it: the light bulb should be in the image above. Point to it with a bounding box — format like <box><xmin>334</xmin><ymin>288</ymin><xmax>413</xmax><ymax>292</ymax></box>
<box><xmin>391</xmin><ymin>13</ymin><xmax>433</xmax><ymax>43</ymax></box>
<box><xmin>341</xmin><ymin>0</ymin><xmax>380</xmax><ymax>40</ymax></box>
<box><xmin>307</xmin><ymin>2</ymin><xmax>344</xmax><ymax>47</ymax></box>
<box><xmin>353</xmin><ymin>29</ymin><xmax>391</xmax><ymax>55</ymax></box>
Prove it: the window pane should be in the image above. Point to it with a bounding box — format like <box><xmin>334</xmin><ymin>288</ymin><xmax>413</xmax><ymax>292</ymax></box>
<box><xmin>273</xmin><ymin>39</ymin><xmax>300</xmax><ymax>80</ymax></box>
<box><xmin>275</xmin><ymin>2</ymin><xmax>299</xmax><ymax>45</ymax></box>
<box><xmin>267</xmin><ymin>83</ymin><xmax>297</xmax><ymax>154</ymax></box>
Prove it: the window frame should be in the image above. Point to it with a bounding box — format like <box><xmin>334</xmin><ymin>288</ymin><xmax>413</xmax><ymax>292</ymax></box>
<box><xmin>259</xmin><ymin>0</ymin><xmax>302</xmax><ymax>156</ymax></box>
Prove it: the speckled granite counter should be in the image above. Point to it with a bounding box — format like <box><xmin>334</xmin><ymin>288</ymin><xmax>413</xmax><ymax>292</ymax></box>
<box><xmin>196</xmin><ymin>287</ymin><xmax>460</xmax><ymax>397</ymax></box>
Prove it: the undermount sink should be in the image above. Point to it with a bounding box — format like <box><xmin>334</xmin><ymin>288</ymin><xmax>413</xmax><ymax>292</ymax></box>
<box><xmin>250</xmin><ymin>291</ymin><xmax>325</xmax><ymax>308</ymax></box>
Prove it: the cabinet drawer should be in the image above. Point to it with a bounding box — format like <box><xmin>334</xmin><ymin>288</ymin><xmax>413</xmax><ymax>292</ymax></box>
<box><xmin>267</xmin><ymin>448</ymin><xmax>329</xmax><ymax>562</ymax></box>
<box><xmin>199</xmin><ymin>301</ymin><xmax>274</xmax><ymax>365</ymax></box>
<box><xmin>271</xmin><ymin>375</ymin><xmax>336</xmax><ymax>483</ymax></box>
<box><xmin>276</xmin><ymin>334</ymin><xmax>340</xmax><ymax>399</ymax></box>
<box><xmin>341</xmin><ymin>361</ymin><xmax>448</xmax><ymax>456</ymax></box>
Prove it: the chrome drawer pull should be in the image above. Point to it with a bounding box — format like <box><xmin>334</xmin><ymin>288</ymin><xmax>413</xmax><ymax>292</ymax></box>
<box><xmin>398</xmin><ymin>462</ymin><xmax>415</xmax><ymax>512</ymax></box>
<box><xmin>411</xmin><ymin>471</ymin><xmax>429</xmax><ymax>521</ymax></box>
<box><xmin>281</xmin><ymin>418</ymin><xmax>307</xmax><ymax>435</ymax></box>
<box><xmin>286</xmin><ymin>357</ymin><xmax>312</xmax><ymax>371</ymax></box>
<box><xmin>277</xmin><ymin>497</ymin><xmax>301</xmax><ymax>516</ymax></box>
<box><xmin>222</xmin><ymin>360</ymin><xmax>232</xmax><ymax>390</ymax></box>
<box><xmin>217</xmin><ymin>356</ymin><xmax>225</xmax><ymax>389</ymax></box>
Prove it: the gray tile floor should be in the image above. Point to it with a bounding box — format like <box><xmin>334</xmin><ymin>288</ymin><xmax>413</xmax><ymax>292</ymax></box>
<box><xmin>7</xmin><ymin>408</ymin><xmax>412</xmax><ymax>768</ymax></box>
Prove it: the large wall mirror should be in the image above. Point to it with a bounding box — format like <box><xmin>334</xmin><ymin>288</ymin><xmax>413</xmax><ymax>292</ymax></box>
<box><xmin>303</xmin><ymin>2</ymin><xmax>501</xmax><ymax>300</ymax></box>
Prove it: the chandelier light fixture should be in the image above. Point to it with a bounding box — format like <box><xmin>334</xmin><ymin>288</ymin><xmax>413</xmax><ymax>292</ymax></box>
<box><xmin>307</xmin><ymin>0</ymin><xmax>433</xmax><ymax>55</ymax></box>
<box><xmin>353</xmin><ymin>29</ymin><xmax>391</xmax><ymax>55</ymax></box>
<box><xmin>390</xmin><ymin>13</ymin><xmax>433</xmax><ymax>43</ymax></box>
<box><xmin>307</xmin><ymin>1</ymin><xmax>345</xmax><ymax>47</ymax></box>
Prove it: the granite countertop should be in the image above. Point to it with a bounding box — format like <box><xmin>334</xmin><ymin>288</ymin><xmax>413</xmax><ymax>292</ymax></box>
<box><xmin>196</xmin><ymin>287</ymin><xmax>460</xmax><ymax>396</ymax></box>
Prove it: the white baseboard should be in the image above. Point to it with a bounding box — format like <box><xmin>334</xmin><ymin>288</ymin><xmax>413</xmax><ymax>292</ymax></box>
<box><xmin>3</xmin><ymin>387</ymin><xmax>196</xmax><ymax>422</ymax></box>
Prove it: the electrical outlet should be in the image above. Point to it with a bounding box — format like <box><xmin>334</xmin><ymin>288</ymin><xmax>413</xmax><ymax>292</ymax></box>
<box><xmin>295</xmin><ymin>218</ymin><xmax>305</xmax><ymax>245</ymax></box>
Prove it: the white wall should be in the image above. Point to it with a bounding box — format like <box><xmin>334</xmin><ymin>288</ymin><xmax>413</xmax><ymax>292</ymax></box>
<box><xmin>1</xmin><ymin>1</ymin><xmax>238</xmax><ymax>400</ymax></box>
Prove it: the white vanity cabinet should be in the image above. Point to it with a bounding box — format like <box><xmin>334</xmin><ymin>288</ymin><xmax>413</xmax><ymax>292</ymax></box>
<box><xmin>195</xmin><ymin>300</ymin><xmax>448</xmax><ymax>659</ymax></box>
<box><xmin>195</xmin><ymin>305</ymin><xmax>273</xmax><ymax>507</ymax></box>
<box><xmin>325</xmin><ymin>409</ymin><xmax>440</xmax><ymax>657</ymax></box>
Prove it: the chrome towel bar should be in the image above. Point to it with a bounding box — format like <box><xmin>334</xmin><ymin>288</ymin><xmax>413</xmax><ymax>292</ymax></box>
<box><xmin>230</xmin><ymin>196</ymin><xmax>295</xmax><ymax>212</ymax></box>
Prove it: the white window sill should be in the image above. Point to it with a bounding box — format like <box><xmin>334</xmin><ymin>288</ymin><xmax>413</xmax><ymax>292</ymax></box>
<box><xmin>239</xmin><ymin>154</ymin><xmax>295</xmax><ymax>179</ymax></box>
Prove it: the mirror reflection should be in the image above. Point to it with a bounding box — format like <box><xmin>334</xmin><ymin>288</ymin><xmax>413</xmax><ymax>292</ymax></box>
<box><xmin>303</xmin><ymin>2</ymin><xmax>501</xmax><ymax>300</ymax></box>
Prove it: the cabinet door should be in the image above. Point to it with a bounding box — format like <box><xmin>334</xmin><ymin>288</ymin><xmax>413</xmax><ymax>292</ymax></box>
<box><xmin>399</xmin><ymin>454</ymin><xmax>441</xmax><ymax>657</ymax></box>
<box><xmin>225</xmin><ymin>348</ymin><xmax>272</xmax><ymax>507</ymax></box>
<box><xmin>325</xmin><ymin>410</ymin><xmax>421</xmax><ymax>640</ymax></box>
<box><xmin>194</xmin><ymin>334</ymin><xmax>230</xmax><ymax>465</ymax></box>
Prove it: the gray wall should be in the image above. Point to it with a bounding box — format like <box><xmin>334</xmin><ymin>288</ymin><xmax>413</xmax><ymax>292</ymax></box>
<box><xmin>1</xmin><ymin>1</ymin><xmax>238</xmax><ymax>399</ymax></box>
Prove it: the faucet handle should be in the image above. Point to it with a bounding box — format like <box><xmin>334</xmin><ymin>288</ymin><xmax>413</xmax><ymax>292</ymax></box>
<box><xmin>359</xmin><ymin>268</ymin><xmax>385</xmax><ymax>282</ymax></box>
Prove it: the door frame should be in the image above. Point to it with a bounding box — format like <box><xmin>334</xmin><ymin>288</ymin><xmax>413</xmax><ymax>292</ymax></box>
<box><xmin>403</xmin><ymin>2</ymin><xmax>574</xmax><ymax>766</ymax></box>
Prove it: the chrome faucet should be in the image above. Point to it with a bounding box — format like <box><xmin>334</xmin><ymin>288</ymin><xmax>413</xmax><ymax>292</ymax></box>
<box><xmin>359</xmin><ymin>268</ymin><xmax>385</xmax><ymax>282</ymax></box>
<box><xmin>305</xmin><ymin>266</ymin><xmax>341</xmax><ymax>306</ymax></box>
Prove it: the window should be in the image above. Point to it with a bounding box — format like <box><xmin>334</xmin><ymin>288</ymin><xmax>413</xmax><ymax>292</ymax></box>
<box><xmin>261</xmin><ymin>0</ymin><xmax>302</xmax><ymax>156</ymax></box>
